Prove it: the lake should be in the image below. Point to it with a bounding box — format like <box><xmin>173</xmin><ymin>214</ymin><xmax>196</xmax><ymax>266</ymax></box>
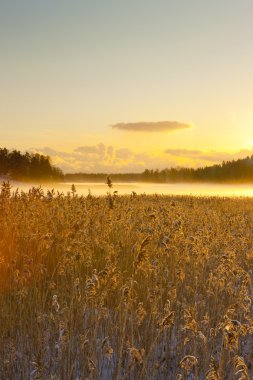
<box><xmin>4</xmin><ymin>180</ymin><xmax>253</xmax><ymax>197</ymax></box>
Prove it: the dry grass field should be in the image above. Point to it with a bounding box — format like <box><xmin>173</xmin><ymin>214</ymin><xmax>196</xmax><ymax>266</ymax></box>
<box><xmin>1</xmin><ymin>182</ymin><xmax>253</xmax><ymax>379</ymax></box>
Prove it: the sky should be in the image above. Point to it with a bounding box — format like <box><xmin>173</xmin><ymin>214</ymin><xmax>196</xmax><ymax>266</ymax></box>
<box><xmin>0</xmin><ymin>0</ymin><xmax>253</xmax><ymax>173</ymax></box>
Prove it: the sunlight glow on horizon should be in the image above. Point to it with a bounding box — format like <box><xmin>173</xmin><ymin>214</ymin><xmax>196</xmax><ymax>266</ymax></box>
<box><xmin>0</xmin><ymin>0</ymin><xmax>252</xmax><ymax>172</ymax></box>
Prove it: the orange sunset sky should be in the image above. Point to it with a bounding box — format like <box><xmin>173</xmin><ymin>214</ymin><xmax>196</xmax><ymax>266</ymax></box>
<box><xmin>0</xmin><ymin>0</ymin><xmax>253</xmax><ymax>173</ymax></box>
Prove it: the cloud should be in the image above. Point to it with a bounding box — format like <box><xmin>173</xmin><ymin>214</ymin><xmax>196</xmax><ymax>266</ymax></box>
<box><xmin>115</xmin><ymin>148</ymin><xmax>132</xmax><ymax>160</ymax></box>
<box><xmin>111</xmin><ymin>121</ymin><xmax>192</xmax><ymax>132</ymax></box>
<box><xmin>35</xmin><ymin>144</ymin><xmax>176</xmax><ymax>173</ymax></box>
<box><xmin>164</xmin><ymin>148</ymin><xmax>253</xmax><ymax>164</ymax></box>
<box><xmin>33</xmin><ymin>145</ymin><xmax>253</xmax><ymax>174</ymax></box>
<box><xmin>74</xmin><ymin>143</ymin><xmax>106</xmax><ymax>155</ymax></box>
<box><xmin>164</xmin><ymin>149</ymin><xmax>203</xmax><ymax>157</ymax></box>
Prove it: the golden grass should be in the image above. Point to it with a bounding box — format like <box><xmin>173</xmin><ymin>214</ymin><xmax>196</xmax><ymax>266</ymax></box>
<box><xmin>0</xmin><ymin>183</ymin><xmax>253</xmax><ymax>379</ymax></box>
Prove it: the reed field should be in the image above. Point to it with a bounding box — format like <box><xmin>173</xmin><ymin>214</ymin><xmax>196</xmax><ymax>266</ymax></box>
<box><xmin>1</xmin><ymin>182</ymin><xmax>253</xmax><ymax>380</ymax></box>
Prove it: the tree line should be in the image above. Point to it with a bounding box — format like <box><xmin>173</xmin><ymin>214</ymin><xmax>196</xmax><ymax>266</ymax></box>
<box><xmin>0</xmin><ymin>148</ymin><xmax>63</xmax><ymax>181</ymax></box>
<box><xmin>65</xmin><ymin>155</ymin><xmax>253</xmax><ymax>183</ymax></box>
<box><xmin>2</xmin><ymin>147</ymin><xmax>253</xmax><ymax>183</ymax></box>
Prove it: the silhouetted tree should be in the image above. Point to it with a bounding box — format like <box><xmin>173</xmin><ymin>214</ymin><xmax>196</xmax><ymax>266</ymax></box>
<box><xmin>64</xmin><ymin>156</ymin><xmax>253</xmax><ymax>183</ymax></box>
<box><xmin>0</xmin><ymin>147</ymin><xmax>63</xmax><ymax>181</ymax></box>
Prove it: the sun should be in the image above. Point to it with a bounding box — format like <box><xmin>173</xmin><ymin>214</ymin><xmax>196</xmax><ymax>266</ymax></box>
<box><xmin>245</xmin><ymin>140</ymin><xmax>253</xmax><ymax>149</ymax></box>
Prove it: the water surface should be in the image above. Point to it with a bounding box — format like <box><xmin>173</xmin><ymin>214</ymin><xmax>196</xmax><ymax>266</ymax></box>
<box><xmin>5</xmin><ymin>181</ymin><xmax>253</xmax><ymax>197</ymax></box>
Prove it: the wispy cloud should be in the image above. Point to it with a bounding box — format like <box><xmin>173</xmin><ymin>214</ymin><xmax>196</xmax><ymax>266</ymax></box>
<box><xmin>33</xmin><ymin>145</ymin><xmax>253</xmax><ymax>173</ymax></box>
<box><xmin>111</xmin><ymin>121</ymin><xmax>192</xmax><ymax>132</ymax></box>
<box><xmin>34</xmin><ymin>144</ymin><xmax>176</xmax><ymax>173</ymax></box>
<box><xmin>164</xmin><ymin>148</ymin><xmax>253</xmax><ymax>163</ymax></box>
<box><xmin>164</xmin><ymin>149</ymin><xmax>203</xmax><ymax>157</ymax></box>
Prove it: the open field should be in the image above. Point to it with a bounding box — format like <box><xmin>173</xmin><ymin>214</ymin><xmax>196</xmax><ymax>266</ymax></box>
<box><xmin>1</xmin><ymin>183</ymin><xmax>253</xmax><ymax>379</ymax></box>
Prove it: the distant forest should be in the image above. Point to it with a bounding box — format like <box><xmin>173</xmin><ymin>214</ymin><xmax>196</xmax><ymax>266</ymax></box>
<box><xmin>65</xmin><ymin>155</ymin><xmax>253</xmax><ymax>183</ymax></box>
<box><xmin>0</xmin><ymin>148</ymin><xmax>63</xmax><ymax>181</ymax></box>
<box><xmin>1</xmin><ymin>147</ymin><xmax>253</xmax><ymax>183</ymax></box>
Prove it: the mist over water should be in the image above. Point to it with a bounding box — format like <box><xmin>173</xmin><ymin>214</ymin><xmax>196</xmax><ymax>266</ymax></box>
<box><xmin>5</xmin><ymin>181</ymin><xmax>253</xmax><ymax>197</ymax></box>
